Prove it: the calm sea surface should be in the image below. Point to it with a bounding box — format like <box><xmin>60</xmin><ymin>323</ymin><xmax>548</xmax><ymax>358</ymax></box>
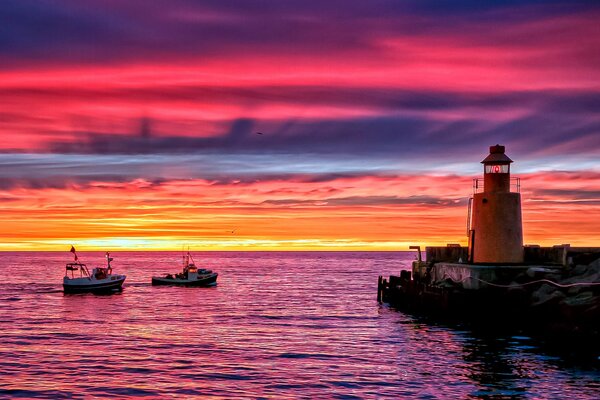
<box><xmin>0</xmin><ymin>251</ymin><xmax>598</xmax><ymax>399</ymax></box>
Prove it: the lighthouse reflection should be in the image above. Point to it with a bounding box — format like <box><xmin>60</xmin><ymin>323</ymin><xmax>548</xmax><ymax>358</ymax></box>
<box><xmin>388</xmin><ymin>312</ymin><xmax>599</xmax><ymax>399</ymax></box>
<box><xmin>461</xmin><ymin>335</ymin><xmax>532</xmax><ymax>398</ymax></box>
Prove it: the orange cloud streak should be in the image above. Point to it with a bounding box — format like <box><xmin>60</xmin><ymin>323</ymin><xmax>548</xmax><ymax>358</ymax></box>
<box><xmin>1</xmin><ymin>172</ymin><xmax>598</xmax><ymax>250</ymax></box>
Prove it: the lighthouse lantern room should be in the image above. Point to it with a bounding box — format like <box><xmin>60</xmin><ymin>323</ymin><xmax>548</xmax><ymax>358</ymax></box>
<box><xmin>469</xmin><ymin>145</ymin><xmax>524</xmax><ymax>264</ymax></box>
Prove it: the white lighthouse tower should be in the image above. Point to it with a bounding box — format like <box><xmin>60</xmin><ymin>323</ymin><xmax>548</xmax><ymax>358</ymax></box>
<box><xmin>469</xmin><ymin>145</ymin><xmax>523</xmax><ymax>264</ymax></box>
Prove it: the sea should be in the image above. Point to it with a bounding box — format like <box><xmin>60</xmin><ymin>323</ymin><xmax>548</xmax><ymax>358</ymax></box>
<box><xmin>0</xmin><ymin>251</ymin><xmax>598</xmax><ymax>399</ymax></box>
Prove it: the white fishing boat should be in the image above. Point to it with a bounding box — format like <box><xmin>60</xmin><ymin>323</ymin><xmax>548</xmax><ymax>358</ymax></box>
<box><xmin>152</xmin><ymin>251</ymin><xmax>218</xmax><ymax>286</ymax></box>
<box><xmin>63</xmin><ymin>247</ymin><xmax>126</xmax><ymax>293</ymax></box>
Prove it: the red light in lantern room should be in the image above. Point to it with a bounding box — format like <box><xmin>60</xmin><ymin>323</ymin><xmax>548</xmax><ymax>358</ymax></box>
<box><xmin>493</xmin><ymin>165</ymin><xmax>500</xmax><ymax>173</ymax></box>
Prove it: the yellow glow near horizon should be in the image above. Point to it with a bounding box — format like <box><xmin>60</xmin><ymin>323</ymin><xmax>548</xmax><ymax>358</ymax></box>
<box><xmin>1</xmin><ymin>172</ymin><xmax>599</xmax><ymax>251</ymax></box>
<box><xmin>0</xmin><ymin>238</ymin><xmax>446</xmax><ymax>252</ymax></box>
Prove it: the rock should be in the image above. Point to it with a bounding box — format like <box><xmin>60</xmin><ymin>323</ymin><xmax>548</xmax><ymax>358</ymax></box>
<box><xmin>532</xmin><ymin>283</ymin><xmax>556</xmax><ymax>298</ymax></box>
<box><xmin>526</xmin><ymin>266</ymin><xmax>561</xmax><ymax>279</ymax></box>
<box><xmin>531</xmin><ymin>285</ymin><xmax>566</xmax><ymax>307</ymax></box>
<box><xmin>438</xmin><ymin>279</ymin><xmax>456</xmax><ymax>289</ymax></box>
<box><xmin>564</xmin><ymin>272</ymin><xmax>600</xmax><ymax>285</ymax></box>
<box><xmin>571</xmin><ymin>264</ymin><xmax>589</xmax><ymax>276</ymax></box>
<box><xmin>561</xmin><ymin>291</ymin><xmax>597</xmax><ymax>307</ymax></box>
<box><xmin>544</xmin><ymin>273</ymin><xmax>564</xmax><ymax>282</ymax></box>
<box><xmin>512</xmin><ymin>271</ymin><xmax>531</xmax><ymax>283</ymax></box>
<box><xmin>567</xmin><ymin>285</ymin><xmax>584</xmax><ymax>296</ymax></box>
<box><xmin>560</xmin><ymin>266</ymin><xmax>600</xmax><ymax>285</ymax></box>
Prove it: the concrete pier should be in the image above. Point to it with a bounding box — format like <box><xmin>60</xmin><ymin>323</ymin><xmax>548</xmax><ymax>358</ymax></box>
<box><xmin>378</xmin><ymin>145</ymin><xmax>600</xmax><ymax>345</ymax></box>
<box><xmin>429</xmin><ymin>263</ymin><xmax>530</xmax><ymax>290</ymax></box>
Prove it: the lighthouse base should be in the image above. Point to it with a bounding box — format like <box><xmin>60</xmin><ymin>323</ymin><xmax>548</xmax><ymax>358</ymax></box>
<box><xmin>428</xmin><ymin>262</ymin><xmax>531</xmax><ymax>290</ymax></box>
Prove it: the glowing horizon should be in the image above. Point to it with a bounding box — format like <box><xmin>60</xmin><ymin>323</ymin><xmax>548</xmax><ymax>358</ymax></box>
<box><xmin>2</xmin><ymin>170</ymin><xmax>599</xmax><ymax>251</ymax></box>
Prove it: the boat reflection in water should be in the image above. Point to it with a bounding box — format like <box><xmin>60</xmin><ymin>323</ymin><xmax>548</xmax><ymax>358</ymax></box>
<box><xmin>152</xmin><ymin>251</ymin><xmax>218</xmax><ymax>286</ymax></box>
<box><xmin>63</xmin><ymin>247</ymin><xmax>126</xmax><ymax>293</ymax></box>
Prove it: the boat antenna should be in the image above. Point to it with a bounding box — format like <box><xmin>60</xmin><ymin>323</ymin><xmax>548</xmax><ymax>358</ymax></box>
<box><xmin>106</xmin><ymin>251</ymin><xmax>113</xmax><ymax>266</ymax></box>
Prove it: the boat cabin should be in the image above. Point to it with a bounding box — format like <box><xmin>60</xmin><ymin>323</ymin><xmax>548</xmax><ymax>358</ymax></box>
<box><xmin>65</xmin><ymin>262</ymin><xmax>90</xmax><ymax>279</ymax></box>
<box><xmin>65</xmin><ymin>263</ymin><xmax>112</xmax><ymax>280</ymax></box>
<box><xmin>92</xmin><ymin>267</ymin><xmax>111</xmax><ymax>280</ymax></box>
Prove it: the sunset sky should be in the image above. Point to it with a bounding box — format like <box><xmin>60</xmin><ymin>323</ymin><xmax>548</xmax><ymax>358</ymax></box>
<box><xmin>1</xmin><ymin>0</ymin><xmax>599</xmax><ymax>250</ymax></box>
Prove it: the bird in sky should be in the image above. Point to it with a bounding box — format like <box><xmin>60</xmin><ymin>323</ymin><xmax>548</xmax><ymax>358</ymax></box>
<box><xmin>255</xmin><ymin>132</ymin><xmax>263</xmax><ymax>135</ymax></box>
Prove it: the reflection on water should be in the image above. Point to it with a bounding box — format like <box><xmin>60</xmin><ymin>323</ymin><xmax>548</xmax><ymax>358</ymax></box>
<box><xmin>0</xmin><ymin>251</ymin><xmax>598</xmax><ymax>398</ymax></box>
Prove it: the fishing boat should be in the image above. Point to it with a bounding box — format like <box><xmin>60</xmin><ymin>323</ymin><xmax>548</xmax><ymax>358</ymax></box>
<box><xmin>152</xmin><ymin>251</ymin><xmax>218</xmax><ymax>286</ymax></box>
<box><xmin>63</xmin><ymin>247</ymin><xmax>126</xmax><ymax>293</ymax></box>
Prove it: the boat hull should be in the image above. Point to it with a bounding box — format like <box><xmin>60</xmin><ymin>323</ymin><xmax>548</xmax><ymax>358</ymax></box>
<box><xmin>151</xmin><ymin>273</ymin><xmax>218</xmax><ymax>286</ymax></box>
<box><xmin>63</xmin><ymin>276</ymin><xmax>126</xmax><ymax>293</ymax></box>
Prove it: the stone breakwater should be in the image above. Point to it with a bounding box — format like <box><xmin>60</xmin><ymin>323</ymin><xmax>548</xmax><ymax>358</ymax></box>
<box><xmin>523</xmin><ymin>258</ymin><xmax>600</xmax><ymax>340</ymax></box>
<box><xmin>379</xmin><ymin>254</ymin><xmax>600</xmax><ymax>350</ymax></box>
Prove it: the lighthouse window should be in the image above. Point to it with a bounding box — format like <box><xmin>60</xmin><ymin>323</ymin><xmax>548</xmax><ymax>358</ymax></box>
<box><xmin>485</xmin><ymin>164</ymin><xmax>508</xmax><ymax>173</ymax></box>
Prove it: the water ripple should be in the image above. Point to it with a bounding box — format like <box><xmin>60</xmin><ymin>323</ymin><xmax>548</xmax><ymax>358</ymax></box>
<box><xmin>0</xmin><ymin>251</ymin><xmax>598</xmax><ymax>398</ymax></box>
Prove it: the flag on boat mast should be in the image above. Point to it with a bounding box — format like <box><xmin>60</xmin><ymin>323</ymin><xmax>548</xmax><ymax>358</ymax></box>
<box><xmin>70</xmin><ymin>245</ymin><xmax>78</xmax><ymax>261</ymax></box>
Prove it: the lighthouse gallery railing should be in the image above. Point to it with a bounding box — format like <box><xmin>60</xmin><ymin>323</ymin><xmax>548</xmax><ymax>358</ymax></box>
<box><xmin>467</xmin><ymin>177</ymin><xmax>521</xmax><ymax>235</ymax></box>
<box><xmin>472</xmin><ymin>177</ymin><xmax>520</xmax><ymax>194</ymax></box>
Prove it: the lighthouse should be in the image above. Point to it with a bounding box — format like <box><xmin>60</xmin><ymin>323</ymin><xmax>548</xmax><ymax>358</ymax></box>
<box><xmin>469</xmin><ymin>145</ymin><xmax>523</xmax><ymax>264</ymax></box>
